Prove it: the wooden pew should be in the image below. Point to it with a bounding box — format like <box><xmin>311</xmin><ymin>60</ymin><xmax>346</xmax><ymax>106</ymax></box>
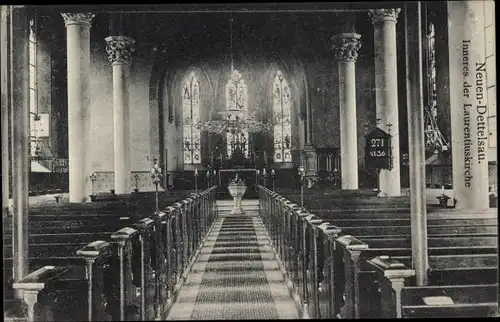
<box><xmin>90</xmin><ymin>190</ymin><xmax>190</xmax><ymax>204</ymax></box>
<box><xmin>257</xmin><ymin>187</ymin><xmax>499</xmax><ymax>320</ymax></box>
<box><xmin>8</xmin><ymin>266</ymin><xmax>88</xmax><ymax>322</ymax></box>
<box><xmin>328</xmin><ymin>216</ymin><xmax>498</xmax><ymax>317</ymax></box>
<box><xmin>312</xmin><ymin>231</ymin><xmax>498</xmax><ymax>319</ymax></box>
<box><xmin>315</xmin><ymin>209</ymin><xmax>497</xmax><ymax>316</ymax></box>
<box><xmin>9</xmin><ymin>187</ymin><xmax>218</xmax><ymax>322</ymax></box>
<box><xmin>368</xmin><ymin>257</ymin><xmax>499</xmax><ymax>318</ymax></box>
<box><xmin>3</xmin><ymin>201</ymin><xmax>152</xmax><ymax>319</ymax></box>
<box><xmin>324</xmin><ymin>217</ymin><xmax>498</xmax><ymax>226</ymax></box>
<box><xmin>333</xmin><ymin>225</ymin><xmax>498</xmax><ymax>236</ymax></box>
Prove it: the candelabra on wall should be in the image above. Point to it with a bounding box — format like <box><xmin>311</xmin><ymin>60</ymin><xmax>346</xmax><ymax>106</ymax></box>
<box><xmin>133</xmin><ymin>174</ymin><xmax>140</xmax><ymax>192</ymax></box>
<box><xmin>150</xmin><ymin>158</ymin><xmax>163</xmax><ymax>213</ymax></box>
<box><xmin>402</xmin><ymin>153</ymin><xmax>409</xmax><ymax>167</ymax></box>
<box><xmin>89</xmin><ymin>172</ymin><xmax>97</xmax><ymax>199</ymax></box>
<box><xmin>387</xmin><ymin>122</ymin><xmax>394</xmax><ymax>170</ymax></box>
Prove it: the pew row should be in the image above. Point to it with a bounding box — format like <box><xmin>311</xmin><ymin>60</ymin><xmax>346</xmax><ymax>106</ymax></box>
<box><xmin>9</xmin><ymin>187</ymin><xmax>218</xmax><ymax>322</ymax></box>
<box><xmin>368</xmin><ymin>257</ymin><xmax>499</xmax><ymax>318</ymax></box>
<box><xmin>257</xmin><ymin>186</ymin><xmax>499</xmax><ymax>320</ymax></box>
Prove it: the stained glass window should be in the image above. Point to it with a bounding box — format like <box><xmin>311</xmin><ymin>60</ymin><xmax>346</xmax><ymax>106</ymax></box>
<box><xmin>182</xmin><ymin>72</ymin><xmax>201</xmax><ymax>164</ymax></box>
<box><xmin>273</xmin><ymin>71</ymin><xmax>292</xmax><ymax>163</ymax></box>
<box><xmin>427</xmin><ymin>23</ymin><xmax>437</xmax><ymax>110</ymax></box>
<box><xmin>29</xmin><ymin>18</ymin><xmax>38</xmax><ymax>157</ymax></box>
<box><xmin>424</xmin><ymin>23</ymin><xmax>449</xmax><ymax>153</ymax></box>
<box><xmin>225</xmin><ymin>70</ymin><xmax>249</xmax><ymax>158</ymax></box>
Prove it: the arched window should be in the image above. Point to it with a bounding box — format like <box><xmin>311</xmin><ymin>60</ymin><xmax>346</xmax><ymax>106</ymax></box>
<box><xmin>427</xmin><ymin>23</ymin><xmax>437</xmax><ymax>110</ymax></box>
<box><xmin>273</xmin><ymin>71</ymin><xmax>292</xmax><ymax>163</ymax></box>
<box><xmin>225</xmin><ymin>70</ymin><xmax>248</xmax><ymax>158</ymax></box>
<box><xmin>29</xmin><ymin>18</ymin><xmax>38</xmax><ymax>157</ymax></box>
<box><xmin>182</xmin><ymin>72</ymin><xmax>201</xmax><ymax>164</ymax></box>
<box><xmin>424</xmin><ymin>23</ymin><xmax>448</xmax><ymax>152</ymax></box>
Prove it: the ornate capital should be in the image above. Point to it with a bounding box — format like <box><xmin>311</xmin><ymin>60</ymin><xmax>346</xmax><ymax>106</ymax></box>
<box><xmin>331</xmin><ymin>33</ymin><xmax>362</xmax><ymax>62</ymax></box>
<box><xmin>61</xmin><ymin>13</ymin><xmax>95</xmax><ymax>27</ymax></box>
<box><xmin>105</xmin><ymin>36</ymin><xmax>136</xmax><ymax>65</ymax></box>
<box><xmin>368</xmin><ymin>8</ymin><xmax>401</xmax><ymax>24</ymax></box>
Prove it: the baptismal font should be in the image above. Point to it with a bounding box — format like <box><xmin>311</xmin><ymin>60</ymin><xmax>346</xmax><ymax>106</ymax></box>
<box><xmin>227</xmin><ymin>173</ymin><xmax>247</xmax><ymax>214</ymax></box>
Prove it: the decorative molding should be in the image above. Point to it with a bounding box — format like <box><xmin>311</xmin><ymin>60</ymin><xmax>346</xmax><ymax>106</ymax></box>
<box><xmin>104</xmin><ymin>36</ymin><xmax>136</xmax><ymax>65</ymax></box>
<box><xmin>61</xmin><ymin>13</ymin><xmax>95</xmax><ymax>27</ymax></box>
<box><xmin>368</xmin><ymin>8</ymin><xmax>401</xmax><ymax>24</ymax></box>
<box><xmin>331</xmin><ymin>33</ymin><xmax>362</xmax><ymax>62</ymax></box>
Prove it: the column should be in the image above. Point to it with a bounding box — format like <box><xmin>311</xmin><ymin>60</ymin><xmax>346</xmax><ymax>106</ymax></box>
<box><xmin>405</xmin><ymin>1</ymin><xmax>429</xmax><ymax>286</ymax></box>
<box><xmin>105</xmin><ymin>36</ymin><xmax>135</xmax><ymax>194</ymax></box>
<box><xmin>10</xmin><ymin>5</ymin><xmax>29</xmax><ymax>280</ymax></box>
<box><xmin>1</xmin><ymin>6</ymin><xmax>11</xmax><ymax>219</ymax></box>
<box><xmin>61</xmin><ymin>13</ymin><xmax>94</xmax><ymax>202</ymax></box>
<box><xmin>369</xmin><ymin>8</ymin><xmax>402</xmax><ymax>197</ymax></box>
<box><xmin>447</xmin><ymin>1</ymin><xmax>489</xmax><ymax>210</ymax></box>
<box><xmin>332</xmin><ymin>33</ymin><xmax>362</xmax><ymax>190</ymax></box>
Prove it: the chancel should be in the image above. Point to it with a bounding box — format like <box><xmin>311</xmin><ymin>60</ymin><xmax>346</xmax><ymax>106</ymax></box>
<box><xmin>1</xmin><ymin>2</ymin><xmax>497</xmax><ymax>321</ymax></box>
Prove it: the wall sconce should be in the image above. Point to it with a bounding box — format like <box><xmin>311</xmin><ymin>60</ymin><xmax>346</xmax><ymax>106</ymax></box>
<box><xmin>133</xmin><ymin>174</ymin><xmax>140</xmax><ymax>192</ymax></box>
<box><xmin>89</xmin><ymin>172</ymin><xmax>97</xmax><ymax>196</ymax></box>
<box><xmin>150</xmin><ymin>158</ymin><xmax>163</xmax><ymax>212</ymax></box>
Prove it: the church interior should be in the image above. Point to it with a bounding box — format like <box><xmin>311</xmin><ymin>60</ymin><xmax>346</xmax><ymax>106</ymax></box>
<box><xmin>2</xmin><ymin>2</ymin><xmax>498</xmax><ymax>320</ymax></box>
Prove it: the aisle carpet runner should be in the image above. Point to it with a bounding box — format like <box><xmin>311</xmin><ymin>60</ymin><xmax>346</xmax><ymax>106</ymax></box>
<box><xmin>167</xmin><ymin>212</ymin><xmax>299</xmax><ymax>320</ymax></box>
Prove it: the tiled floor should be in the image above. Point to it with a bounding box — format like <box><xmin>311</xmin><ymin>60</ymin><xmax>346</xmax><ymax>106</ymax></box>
<box><xmin>166</xmin><ymin>201</ymin><xmax>299</xmax><ymax>320</ymax></box>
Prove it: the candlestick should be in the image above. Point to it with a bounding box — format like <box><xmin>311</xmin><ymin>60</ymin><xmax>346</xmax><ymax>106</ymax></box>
<box><xmin>298</xmin><ymin>165</ymin><xmax>305</xmax><ymax>208</ymax></box>
<box><xmin>194</xmin><ymin>169</ymin><xmax>198</xmax><ymax>193</ymax></box>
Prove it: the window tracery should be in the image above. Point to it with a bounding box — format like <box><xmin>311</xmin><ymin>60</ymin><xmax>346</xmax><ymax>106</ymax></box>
<box><xmin>29</xmin><ymin>18</ymin><xmax>38</xmax><ymax>157</ymax></box>
<box><xmin>225</xmin><ymin>70</ymin><xmax>249</xmax><ymax>158</ymax></box>
<box><xmin>273</xmin><ymin>71</ymin><xmax>292</xmax><ymax>163</ymax></box>
<box><xmin>183</xmin><ymin>72</ymin><xmax>201</xmax><ymax>164</ymax></box>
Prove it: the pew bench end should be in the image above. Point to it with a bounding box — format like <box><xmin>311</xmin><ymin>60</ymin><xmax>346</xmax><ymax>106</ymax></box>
<box><xmin>13</xmin><ymin>266</ymin><xmax>69</xmax><ymax>291</ymax></box>
<box><xmin>368</xmin><ymin>256</ymin><xmax>415</xmax><ymax>279</ymax></box>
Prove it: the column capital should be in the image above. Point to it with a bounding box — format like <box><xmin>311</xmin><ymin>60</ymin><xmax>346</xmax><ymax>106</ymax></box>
<box><xmin>105</xmin><ymin>36</ymin><xmax>136</xmax><ymax>66</ymax></box>
<box><xmin>331</xmin><ymin>33</ymin><xmax>362</xmax><ymax>62</ymax></box>
<box><xmin>368</xmin><ymin>8</ymin><xmax>401</xmax><ymax>24</ymax></box>
<box><xmin>61</xmin><ymin>13</ymin><xmax>95</xmax><ymax>27</ymax></box>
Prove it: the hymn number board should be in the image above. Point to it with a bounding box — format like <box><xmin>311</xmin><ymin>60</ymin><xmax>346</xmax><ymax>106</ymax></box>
<box><xmin>365</xmin><ymin>128</ymin><xmax>392</xmax><ymax>170</ymax></box>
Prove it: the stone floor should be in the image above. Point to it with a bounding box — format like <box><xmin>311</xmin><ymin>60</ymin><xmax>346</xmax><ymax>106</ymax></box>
<box><xmin>166</xmin><ymin>200</ymin><xmax>299</xmax><ymax>320</ymax></box>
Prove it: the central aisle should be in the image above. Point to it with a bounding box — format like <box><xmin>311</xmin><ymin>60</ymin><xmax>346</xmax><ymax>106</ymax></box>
<box><xmin>166</xmin><ymin>201</ymin><xmax>299</xmax><ymax>320</ymax></box>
